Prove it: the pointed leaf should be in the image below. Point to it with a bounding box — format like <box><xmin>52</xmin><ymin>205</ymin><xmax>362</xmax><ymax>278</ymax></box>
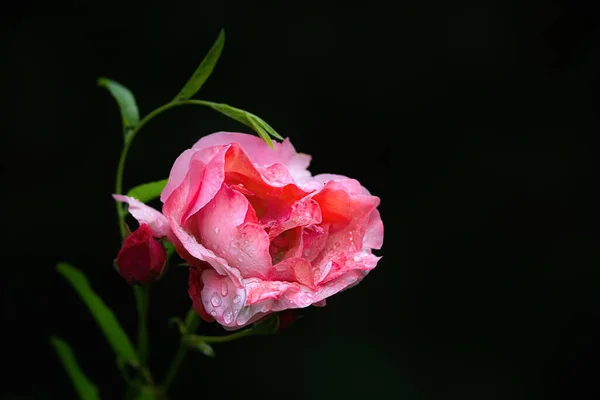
<box><xmin>57</xmin><ymin>263</ymin><xmax>138</xmax><ymax>365</ymax></box>
<box><xmin>202</xmin><ymin>101</ymin><xmax>283</xmax><ymax>148</ymax></box>
<box><xmin>174</xmin><ymin>29</ymin><xmax>225</xmax><ymax>101</ymax></box>
<box><xmin>250</xmin><ymin>115</ymin><xmax>284</xmax><ymax>140</ymax></box>
<box><xmin>126</xmin><ymin>179</ymin><xmax>169</xmax><ymax>203</ymax></box>
<box><xmin>50</xmin><ymin>336</ymin><xmax>100</xmax><ymax>400</ymax></box>
<box><xmin>182</xmin><ymin>335</ymin><xmax>216</xmax><ymax>357</ymax></box>
<box><xmin>97</xmin><ymin>78</ymin><xmax>140</xmax><ymax>138</ymax></box>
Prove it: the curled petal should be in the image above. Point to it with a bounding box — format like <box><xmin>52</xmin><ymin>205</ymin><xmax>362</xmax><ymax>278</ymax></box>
<box><xmin>112</xmin><ymin>195</ymin><xmax>171</xmax><ymax>237</ymax></box>
<box><xmin>363</xmin><ymin>209</ymin><xmax>384</xmax><ymax>250</ymax></box>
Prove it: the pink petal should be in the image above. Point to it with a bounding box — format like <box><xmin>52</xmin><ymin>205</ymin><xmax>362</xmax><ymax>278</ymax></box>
<box><xmin>363</xmin><ymin>209</ymin><xmax>384</xmax><ymax>250</ymax></box>
<box><xmin>193</xmin><ymin>132</ymin><xmax>312</xmax><ymax>183</ymax></box>
<box><xmin>313</xmin><ymin>174</ymin><xmax>373</xmax><ymax>196</ymax></box>
<box><xmin>112</xmin><ymin>195</ymin><xmax>171</xmax><ymax>237</ymax></box>
<box><xmin>163</xmin><ymin>174</ymin><xmax>245</xmax><ymax>288</ymax></box>
<box><xmin>193</xmin><ymin>185</ymin><xmax>272</xmax><ymax>279</ymax></box>
<box><xmin>197</xmin><ymin>268</ymin><xmax>248</xmax><ymax>327</ymax></box>
<box><xmin>160</xmin><ymin>148</ymin><xmax>196</xmax><ymax>203</ymax></box>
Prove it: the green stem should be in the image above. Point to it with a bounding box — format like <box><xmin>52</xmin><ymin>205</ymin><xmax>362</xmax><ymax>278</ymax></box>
<box><xmin>134</xmin><ymin>285</ymin><xmax>150</xmax><ymax>366</ymax></box>
<box><xmin>191</xmin><ymin>328</ymin><xmax>254</xmax><ymax>343</ymax></box>
<box><xmin>162</xmin><ymin>308</ymin><xmax>200</xmax><ymax>393</ymax></box>
<box><xmin>113</xmin><ymin>99</ymin><xmax>228</xmax><ymax>393</ymax></box>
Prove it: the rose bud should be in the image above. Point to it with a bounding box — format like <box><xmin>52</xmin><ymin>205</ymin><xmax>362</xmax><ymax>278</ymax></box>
<box><xmin>116</xmin><ymin>223</ymin><xmax>167</xmax><ymax>285</ymax></box>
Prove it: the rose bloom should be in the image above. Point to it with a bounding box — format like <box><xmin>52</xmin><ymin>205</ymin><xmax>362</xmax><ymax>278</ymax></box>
<box><xmin>115</xmin><ymin>132</ymin><xmax>383</xmax><ymax>329</ymax></box>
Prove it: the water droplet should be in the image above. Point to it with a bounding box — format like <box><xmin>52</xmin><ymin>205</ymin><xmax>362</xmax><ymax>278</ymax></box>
<box><xmin>214</xmin><ymin>227</ymin><xmax>220</xmax><ymax>234</ymax></box>
<box><xmin>221</xmin><ymin>282</ymin><xmax>228</xmax><ymax>296</ymax></box>
<box><xmin>223</xmin><ymin>308</ymin><xmax>233</xmax><ymax>324</ymax></box>
<box><xmin>210</xmin><ymin>310</ymin><xmax>217</xmax><ymax>317</ymax></box>
<box><xmin>210</xmin><ymin>293</ymin><xmax>222</xmax><ymax>307</ymax></box>
<box><xmin>275</xmin><ymin>264</ymin><xmax>287</xmax><ymax>272</ymax></box>
<box><xmin>233</xmin><ymin>295</ymin><xmax>242</xmax><ymax>304</ymax></box>
<box><xmin>345</xmin><ymin>276</ymin><xmax>355</xmax><ymax>283</ymax></box>
<box><xmin>353</xmin><ymin>255</ymin><xmax>362</xmax><ymax>262</ymax></box>
<box><xmin>244</xmin><ymin>239</ymin><xmax>249</xmax><ymax>244</ymax></box>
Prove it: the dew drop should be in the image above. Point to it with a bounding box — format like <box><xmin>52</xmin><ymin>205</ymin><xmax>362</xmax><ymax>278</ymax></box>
<box><xmin>210</xmin><ymin>292</ymin><xmax>222</xmax><ymax>307</ymax></box>
<box><xmin>244</xmin><ymin>239</ymin><xmax>249</xmax><ymax>244</ymax></box>
<box><xmin>221</xmin><ymin>282</ymin><xmax>228</xmax><ymax>296</ymax></box>
<box><xmin>233</xmin><ymin>295</ymin><xmax>242</xmax><ymax>304</ymax></box>
<box><xmin>214</xmin><ymin>227</ymin><xmax>220</xmax><ymax>234</ymax></box>
<box><xmin>275</xmin><ymin>264</ymin><xmax>287</xmax><ymax>272</ymax></box>
<box><xmin>210</xmin><ymin>310</ymin><xmax>217</xmax><ymax>317</ymax></box>
<box><xmin>223</xmin><ymin>308</ymin><xmax>233</xmax><ymax>324</ymax></box>
<box><xmin>353</xmin><ymin>255</ymin><xmax>362</xmax><ymax>262</ymax></box>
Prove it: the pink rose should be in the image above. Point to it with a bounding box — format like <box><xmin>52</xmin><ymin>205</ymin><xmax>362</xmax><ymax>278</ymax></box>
<box><xmin>115</xmin><ymin>132</ymin><xmax>383</xmax><ymax>329</ymax></box>
<box><xmin>115</xmin><ymin>224</ymin><xmax>167</xmax><ymax>284</ymax></box>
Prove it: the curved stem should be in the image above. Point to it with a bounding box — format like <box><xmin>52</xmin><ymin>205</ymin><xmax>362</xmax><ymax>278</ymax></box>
<box><xmin>162</xmin><ymin>308</ymin><xmax>200</xmax><ymax>393</ymax></box>
<box><xmin>193</xmin><ymin>328</ymin><xmax>254</xmax><ymax>343</ymax></box>
<box><xmin>113</xmin><ymin>99</ymin><xmax>227</xmax><ymax>393</ymax></box>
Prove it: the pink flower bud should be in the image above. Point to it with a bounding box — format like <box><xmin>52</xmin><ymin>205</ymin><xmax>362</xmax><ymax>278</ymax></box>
<box><xmin>116</xmin><ymin>224</ymin><xmax>166</xmax><ymax>285</ymax></box>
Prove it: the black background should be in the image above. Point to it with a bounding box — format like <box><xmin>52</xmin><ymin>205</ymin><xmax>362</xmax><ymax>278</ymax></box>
<box><xmin>2</xmin><ymin>1</ymin><xmax>600</xmax><ymax>399</ymax></box>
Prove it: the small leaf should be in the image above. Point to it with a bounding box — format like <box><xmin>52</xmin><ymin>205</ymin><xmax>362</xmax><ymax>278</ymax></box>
<box><xmin>252</xmin><ymin>313</ymin><xmax>280</xmax><ymax>335</ymax></box>
<box><xmin>250</xmin><ymin>115</ymin><xmax>284</xmax><ymax>140</ymax></box>
<box><xmin>202</xmin><ymin>101</ymin><xmax>283</xmax><ymax>148</ymax></box>
<box><xmin>183</xmin><ymin>335</ymin><xmax>216</xmax><ymax>357</ymax></box>
<box><xmin>126</xmin><ymin>179</ymin><xmax>169</xmax><ymax>204</ymax></box>
<box><xmin>57</xmin><ymin>263</ymin><xmax>138</xmax><ymax>365</ymax></box>
<box><xmin>174</xmin><ymin>29</ymin><xmax>226</xmax><ymax>101</ymax></box>
<box><xmin>169</xmin><ymin>317</ymin><xmax>187</xmax><ymax>335</ymax></box>
<box><xmin>97</xmin><ymin>78</ymin><xmax>140</xmax><ymax>137</ymax></box>
<box><xmin>50</xmin><ymin>336</ymin><xmax>100</xmax><ymax>400</ymax></box>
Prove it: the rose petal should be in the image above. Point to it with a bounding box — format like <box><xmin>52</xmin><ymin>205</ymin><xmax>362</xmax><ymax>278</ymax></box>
<box><xmin>193</xmin><ymin>132</ymin><xmax>312</xmax><ymax>184</ymax></box>
<box><xmin>163</xmin><ymin>171</ymin><xmax>245</xmax><ymax>288</ymax></box>
<box><xmin>112</xmin><ymin>195</ymin><xmax>171</xmax><ymax>237</ymax></box>
<box><xmin>194</xmin><ymin>185</ymin><xmax>272</xmax><ymax>279</ymax></box>
<box><xmin>197</xmin><ymin>268</ymin><xmax>247</xmax><ymax>327</ymax></box>
<box><xmin>363</xmin><ymin>209</ymin><xmax>384</xmax><ymax>250</ymax></box>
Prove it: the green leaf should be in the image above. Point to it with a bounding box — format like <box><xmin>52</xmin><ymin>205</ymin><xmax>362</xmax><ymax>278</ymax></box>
<box><xmin>251</xmin><ymin>115</ymin><xmax>284</xmax><ymax>141</ymax></box>
<box><xmin>182</xmin><ymin>336</ymin><xmax>216</xmax><ymax>357</ymax></box>
<box><xmin>169</xmin><ymin>317</ymin><xmax>187</xmax><ymax>335</ymax></box>
<box><xmin>252</xmin><ymin>313</ymin><xmax>280</xmax><ymax>335</ymax></box>
<box><xmin>202</xmin><ymin>101</ymin><xmax>283</xmax><ymax>148</ymax></box>
<box><xmin>174</xmin><ymin>29</ymin><xmax>226</xmax><ymax>101</ymax></box>
<box><xmin>50</xmin><ymin>336</ymin><xmax>100</xmax><ymax>400</ymax></box>
<box><xmin>57</xmin><ymin>263</ymin><xmax>139</xmax><ymax>365</ymax></box>
<box><xmin>97</xmin><ymin>78</ymin><xmax>140</xmax><ymax>138</ymax></box>
<box><xmin>135</xmin><ymin>386</ymin><xmax>161</xmax><ymax>400</ymax></box>
<box><xmin>126</xmin><ymin>179</ymin><xmax>168</xmax><ymax>203</ymax></box>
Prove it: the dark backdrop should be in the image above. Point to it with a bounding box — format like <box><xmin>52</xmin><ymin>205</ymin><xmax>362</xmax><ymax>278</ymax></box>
<box><xmin>2</xmin><ymin>1</ymin><xmax>600</xmax><ymax>399</ymax></box>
